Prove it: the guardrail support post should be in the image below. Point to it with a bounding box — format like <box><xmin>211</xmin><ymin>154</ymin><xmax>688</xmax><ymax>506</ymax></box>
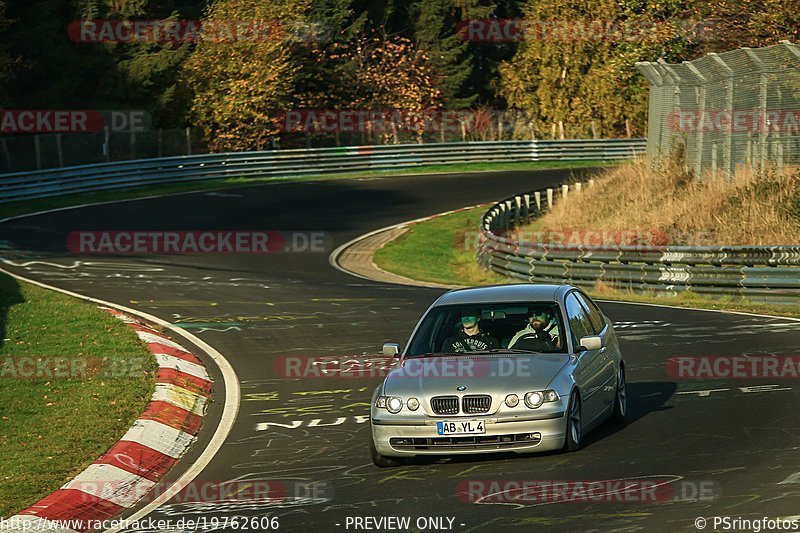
<box><xmin>186</xmin><ymin>127</ymin><xmax>192</xmax><ymax>155</ymax></box>
<box><xmin>104</xmin><ymin>127</ymin><xmax>110</xmax><ymax>162</ymax></box>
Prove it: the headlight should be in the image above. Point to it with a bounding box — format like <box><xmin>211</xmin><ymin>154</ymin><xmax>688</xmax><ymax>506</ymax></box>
<box><xmin>505</xmin><ymin>394</ymin><xmax>519</xmax><ymax>407</ymax></box>
<box><xmin>386</xmin><ymin>397</ymin><xmax>403</xmax><ymax>414</ymax></box>
<box><xmin>406</xmin><ymin>397</ymin><xmax>420</xmax><ymax>411</ymax></box>
<box><xmin>543</xmin><ymin>389</ymin><xmax>560</xmax><ymax>402</ymax></box>
<box><xmin>524</xmin><ymin>391</ymin><xmax>544</xmax><ymax>409</ymax></box>
<box><xmin>375</xmin><ymin>396</ymin><xmax>387</xmax><ymax>408</ymax></box>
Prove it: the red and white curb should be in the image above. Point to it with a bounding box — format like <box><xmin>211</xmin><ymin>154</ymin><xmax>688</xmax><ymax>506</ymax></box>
<box><xmin>3</xmin><ymin>309</ymin><xmax>212</xmax><ymax>532</ymax></box>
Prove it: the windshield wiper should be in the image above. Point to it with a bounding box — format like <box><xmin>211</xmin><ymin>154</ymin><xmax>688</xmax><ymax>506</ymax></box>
<box><xmin>469</xmin><ymin>348</ymin><xmax>545</xmax><ymax>354</ymax></box>
<box><xmin>405</xmin><ymin>352</ymin><xmax>452</xmax><ymax>359</ymax></box>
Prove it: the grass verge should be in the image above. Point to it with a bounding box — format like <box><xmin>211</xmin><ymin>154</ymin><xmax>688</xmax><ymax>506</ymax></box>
<box><xmin>373</xmin><ymin>206</ymin><xmax>800</xmax><ymax>320</ymax></box>
<box><xmin>0</xmin><ymin>159</ymin><xmax>616</xmax><ymax>220</ymax></box>
<box><xmin>532</xmin><ymin>158</ymin><xmax>800</xmax><ymax>245</ymax></box>
<box><xmin>0</xmin><ymin>273</ymin><xmax>156</xmax><ymax>516</ymax></box>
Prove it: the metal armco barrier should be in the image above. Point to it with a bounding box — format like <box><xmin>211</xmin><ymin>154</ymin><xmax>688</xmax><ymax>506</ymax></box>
<box><xmin>0</xmin><ymin>139</ymin><xmax>645</xmax><ymax>203</ymax></box>
<box><xmin>478</xmin><ymin>185</ymin><xmax>800</xmax><ymax>304</ymax></box>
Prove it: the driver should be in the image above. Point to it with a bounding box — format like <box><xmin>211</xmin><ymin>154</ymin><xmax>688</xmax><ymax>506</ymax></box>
<box><xmin>442</xmin><ymin>309</ymin><xmax>499</xmax><ymax>353</ymax></box>
<box><xmin>508</xmin><ymin>309</ymin><xmax>561</xmax><ymax>351</ymax></box>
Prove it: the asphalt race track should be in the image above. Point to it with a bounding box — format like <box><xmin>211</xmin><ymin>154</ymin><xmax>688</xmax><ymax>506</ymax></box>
<box><xmin>2</xmin><ymin>169</ymin><xmax>800</xmax><ymax>532</ymax></box>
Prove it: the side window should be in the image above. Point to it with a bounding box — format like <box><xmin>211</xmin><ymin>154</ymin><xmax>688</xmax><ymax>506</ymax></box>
<box><xmin>575</xmin><ymin>292</ymin><xmax>605</xmax><ymax>334</ymax></box>
<box><xmin>565</xmin><ymin>294</ymin><xmax>594</xmax><ymax>348</ymax></box>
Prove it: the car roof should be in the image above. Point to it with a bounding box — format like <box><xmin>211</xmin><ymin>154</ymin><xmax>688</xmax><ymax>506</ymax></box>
<box><xmin>434</xmin><ymin>283</ymin><xmax>572</xmax><ymax>306</ymax></box>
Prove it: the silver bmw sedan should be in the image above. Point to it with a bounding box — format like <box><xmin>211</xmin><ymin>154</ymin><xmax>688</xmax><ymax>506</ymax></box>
<box><xmin>370</xmin><ymin>284</ymin><xmax>627</xmax><ymax>467</ymax></box>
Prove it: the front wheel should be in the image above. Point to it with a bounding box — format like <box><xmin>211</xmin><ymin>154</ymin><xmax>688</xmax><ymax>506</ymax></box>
<box><xmin>563</xmin><ymin>391</ymin><xmax>582</xmax><ymax>452</ymax></box>
<box><xmin>611</xmin><ymin>366</ymin><xmax>628</xmax><ymax>424</ymax></box>
<box><xmin>370</xmin><ymin>429</ymin><xmax>402</xmax><ymax>467</ymax></box>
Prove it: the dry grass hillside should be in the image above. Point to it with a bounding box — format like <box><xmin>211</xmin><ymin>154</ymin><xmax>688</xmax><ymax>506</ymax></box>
<box><xmin>534</xmin><ymin>159</ymin><xmax>800</xmax><ymax>246</ymax></box>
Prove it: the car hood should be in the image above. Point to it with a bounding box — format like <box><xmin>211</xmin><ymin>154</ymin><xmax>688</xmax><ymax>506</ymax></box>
<box><xmin>382</xmin><ymin>353</ymin><xmax>571</xmax><ymax>397</ymax></box>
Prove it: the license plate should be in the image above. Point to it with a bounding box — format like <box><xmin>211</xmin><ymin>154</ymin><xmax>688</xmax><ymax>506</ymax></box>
<box><xmin>437</xmin><ymin>420</ymin><xmax>485</xmax><ymax>435</ymax></box>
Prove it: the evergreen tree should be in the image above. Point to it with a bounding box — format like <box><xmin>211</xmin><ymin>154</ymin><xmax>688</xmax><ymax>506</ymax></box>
<box><xmin>0</xmin><ymin>0</ymin><xmax>13</xmax><ymax>104</ymax></box>
<box><xmin>409</xmin><ymin>0</ymin><xmax>482</xmax><ymax>108</ymax></box>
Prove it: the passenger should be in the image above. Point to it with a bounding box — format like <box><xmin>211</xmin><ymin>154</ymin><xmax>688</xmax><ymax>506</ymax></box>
<box><xmin>508</xmin><ymin>309</ymin><xmax>560</xmax><ymax>351</ymax></box>
<box><xmin>442</xmin><ymin>309</ymin><xmax>499</xmax><ymax>352</ymax></box>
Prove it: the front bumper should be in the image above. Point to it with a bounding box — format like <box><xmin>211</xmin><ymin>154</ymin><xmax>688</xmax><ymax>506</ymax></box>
<box><xmin>371</xmin><ymin>412</ymin><xmax>567</xmax><ymax>457</ymax></box>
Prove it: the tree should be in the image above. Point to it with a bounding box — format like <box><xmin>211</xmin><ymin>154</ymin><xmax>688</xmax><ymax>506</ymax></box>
<box><xmin>408</xmin><ymin>0</ymin><xmax>487</xmax><ymax>108</ymax></box>
<box><xmin>499</xmin><ymin>0</ymin><xmax>698</xmax><ymax>138</ymax></box>
<box><xmin>348</xmin><ymin>33</ymin><xmax>441</xmax><ymax>141</ymax></box>
<box><xmin>0</xmin><ymin>0</ymin><xmax>13</xmax><ymax>105</ymax></box>
<box><xmin>181</xmin><ymin>0</ymin><xmax>309</xmax><ymax>151</ymax></box>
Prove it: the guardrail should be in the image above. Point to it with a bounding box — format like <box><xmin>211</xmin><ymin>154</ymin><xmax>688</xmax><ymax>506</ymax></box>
<box><xmin>0</xmin><ymin>139</ymin><xmax>645</xmax><ymax>203</ymax></box>
<box><xmin>478</xmin><ymin>184</ymin><xmax>800</xmax><ymax>304</ymax></box>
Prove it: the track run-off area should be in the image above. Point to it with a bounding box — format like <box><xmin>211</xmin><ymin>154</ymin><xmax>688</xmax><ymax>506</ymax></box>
<box><xmin>2</xmin><ymin>169</ymin><xmax>799</xmax><ymax>532</ymax></box>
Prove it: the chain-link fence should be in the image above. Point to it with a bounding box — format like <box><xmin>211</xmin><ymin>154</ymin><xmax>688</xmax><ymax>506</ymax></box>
<box><xmin>0</xmin><ymin>109</ymin><xmax>639</xmax><ymax>173</ymax></box>
<box><xmin>0</xmin><ymin>128</ymin><xmax>209</xmax><ymax>173</ymax></box>
<box><xmin>637</xmin><ymin>41</ymin><xmax>800</xmax><ymax>179</ymax></box>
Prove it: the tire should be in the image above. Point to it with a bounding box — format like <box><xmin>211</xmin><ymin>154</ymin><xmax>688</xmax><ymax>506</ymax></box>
<box><xmin>370</xmin><ymin>429</ymin><xmax>402</xmax><ymax>468</ymax></box>
<box><xmin>563</xmin><ymin>390</ymin><xmax>582</xmax><ymax>453</ymax></box>
<box><xmin>611</xmin><ymin>365</ymin><xmax>628</xmax><ymax>425</ymax></box>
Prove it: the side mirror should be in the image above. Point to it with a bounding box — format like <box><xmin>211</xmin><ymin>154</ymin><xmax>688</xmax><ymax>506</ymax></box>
<box><xmin>578</xmin><ymin>336</ymin><xmax>603</xmax><ymax>351</ymax></box>
<box><xmin>382</xmin><ymin>343</ymin><xmax>401</xmax><ymax>358</ymax></box>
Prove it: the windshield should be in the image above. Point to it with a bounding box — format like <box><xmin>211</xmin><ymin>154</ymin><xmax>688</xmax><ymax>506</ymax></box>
<box><xmin>406</xmin><ymin>302</ymin><xmax>566</xmax><ymax>357</ymax></box>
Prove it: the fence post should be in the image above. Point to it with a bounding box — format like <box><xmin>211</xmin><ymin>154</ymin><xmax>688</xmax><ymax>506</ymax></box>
<box><xmin>711</xmin><ymin>142</ymin><xmax>718</xmax><ymax>177</ymax></box>
<box><xmin>185</xmin><ymin>127</ymin><xmax>192</xmax><ymax>155</ymax></box>
<box><xmin>709</xmin><ymin>53</ymin><xmax>735</xmax><ymax>181</ymax></box>
<box><xmin>104</xmin><ymin>127</ymin><xmax>110</xmax><ymax>162</ymax></box>
<box><xmin>34</xmin><ymin>135</ymin><xmax>42</xmax><ymax>170</ymax></box>
<box><xmin>56</xmin><ymin>133</ymin><xmax>64</xmax><ymax>167</ymax></box>
<box><xmin>685</xmin><ymin>62</ymin><xmax>707</xmax><ymax>179</ymax></box>
<box><xmin>0</xmin><ymin>137</ymin><xmax>10</xmax><ymax>171</ymax></box>
<box><xmin>546</xmin><ymin>188</ymin><xmax>553</xmax><ymax>210</ymax></box>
